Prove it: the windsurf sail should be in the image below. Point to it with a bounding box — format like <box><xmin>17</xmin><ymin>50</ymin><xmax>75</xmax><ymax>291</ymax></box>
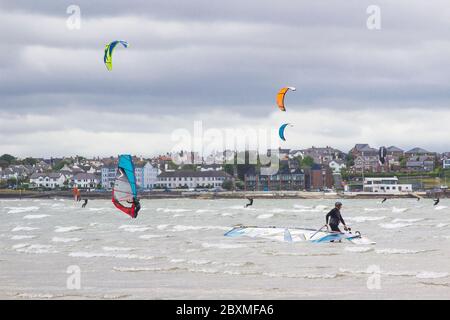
<box><xmin>224</xmin><ymin>225</ymin><xmax>375</xmax><ymax>245</ymax></box>
<box><xmin>72</xmin><ymin>187</ymin><xmax>80</xmax><ymax>202</ymax></box>
<box><xmin>112</xmin><ymin>154</ymin><xmax>138</xmax><ymax>218</ymax></box>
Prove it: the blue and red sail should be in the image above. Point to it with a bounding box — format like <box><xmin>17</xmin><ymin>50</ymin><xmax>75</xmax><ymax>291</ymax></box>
<box><xmin>112</xmin><ymin>155</ymin><xmax>138</xmax><ymax>218</ymax></box>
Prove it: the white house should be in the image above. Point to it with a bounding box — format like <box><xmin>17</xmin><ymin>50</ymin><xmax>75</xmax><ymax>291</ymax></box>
<box><xmin>329</xmin><ymin>160</ymin><xmax>347</xmax><ymax>173</ymax></box>
<box><xmin>142</xmin><ymin>162</ymin><xmax>159</xmax><ymax>190</ymax></box>
<box><xmin>157</xmin><ymin>170</ymin><xmax>231</xmax><ymax>189</ymax></box>
<box><xmin>73</xmin><ymin>173</ymin><xmax>100</xmax><ymax>189</ymax></box>
<box><xmin>363</xmin><ymin>177</ymin><xmax>412</xmax><ymax>193</ymax></box>
<box><xmin>30</xmin><ymin>172</ymin><xmax>67</xmax><ymax>189</ymax></box>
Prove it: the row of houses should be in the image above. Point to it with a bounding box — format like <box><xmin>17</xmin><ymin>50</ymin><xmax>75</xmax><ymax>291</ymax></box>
<box><xmin>29</xmin><ymin>172</ymin><xmax>100</xmax><ymax>189</ymax></box>
<box><xmin>348</xmin><ymin>144</ymin><xmax>442</xmax><ymax>173</ymax></box>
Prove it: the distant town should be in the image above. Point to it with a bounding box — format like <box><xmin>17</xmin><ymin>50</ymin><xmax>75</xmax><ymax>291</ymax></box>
<box><xmin>1</xmin><ymin>144</ymin><xmax>450</xmax><ymax>195</ymax></box>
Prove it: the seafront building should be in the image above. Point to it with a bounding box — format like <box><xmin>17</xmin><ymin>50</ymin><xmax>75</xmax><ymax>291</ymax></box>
<box><xmin>362</xmin><ymin>177</ymin><xmax>412</xmax><ymax>193</ymax></box>
<box><xmin>101</xmin><ymin>165</ymin><xmax>116</xmax><ymax>190</ymax></box>
<box><xmin>73</xmin><ymin>173</ymin><xmax>100</xmax><ymax>190</ymax></box>
<box><xmin>29</xmin><ymin>172</ymin><xmax>67</xmax><ymax>189</ymax></box>
<box><xmin>135</xmin><ymin>162</ymin><xmax>160</xmax><ymax>190</ymax></box>
<box><xmin>244</xmin><ymin>167</ymin><xmax>305</xmax><ymax>191</ymax></box>
<box><xmin>156</xmin><ymin>170</ymin><xmax>231</xmax><ymax>189</ymax></box>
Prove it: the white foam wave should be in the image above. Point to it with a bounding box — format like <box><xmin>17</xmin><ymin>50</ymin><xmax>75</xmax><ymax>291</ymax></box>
<box><xmin>102</xmin><ymin>246</ymin><xmax>135</xmax><ymax>252</ymax></box>
<box><xmin>15</xmin><ymin>244</ymin><xmax>58</xmax><ymax>254</ymax></box>
<box><xmin>379</xmin><ymin>223</ymin><xmax>413</xmax><ymax>229</ymax></box>
<box><xmin>118</xmin><ymin>225</ymin><xmax>151</xmax><ymax>232</ymax></box>
<box><xmin>293</xmin><ymin>205</ymin><xmax>313</xmax><ymax>209</ymax></box>
<box><xmin>375</xmin><ymin>248</ymin><xmax>430</xmax><ymax>255</ymax></box>
<box><xmin>11</xmin><ymin>226</ymin><xmax>38</xmax><ymax>232</ymax></box>
<box><xmin>23</xmin><ymin>214</ymin><xmax>50</xmax><ymax>219</ymax></box>
<box><xmin>113</xmin><ymin>266</ymin><xmax>182</xmax><ymax>272</ymax></box>
<box><xmin>416</xmin><ymin>272</ymin><xmax>448</xmax><ymax>279</ymax></box>
<box><xmin>139</xmin><ymin>234</ymin><xmax>166</xmax><ymax>239</ymax></box>
<box><xmin>347</xmin><ymin>216</ymin><xmax>386</xmax><ymax>223</ymax></box>
<box><xmin>11</xmin><ymin>235</ymin><xmax>36</xmax><ymax>240</ymax></box>
<box><xmin>69</xmin><ymin>252</ymin><xmax>153</xmax><ymax>260</ymax></box>
<box><xmin>392</xmin><ymin>207</ymin><xmax>408</xmax><ymax>213</ymax></box>
<box><xmin>187</xmin><ymin>259</ymin><xmax>211</xmax><ymax>265</ymax></box>
<box><xmin>257</xmin><ymin>214</ymin><xmax>273</xmax><ymax>219</ymax></box>
<box><xmin>364</xmin><ymin>208</ymin><xmax>389</xmax><ymax>212</ymax></box>
<box><xmin>202</xmin><ymin>242</ymin><xmax>245</xmax><ymax>249</ymax></box>
<box><xmin>6</xmin><ymin>206</ymin><xmax>39</xmax><ymax>214</ymax></box>
<box><xmin>54</xmin><ymin>226</ymin><xmax>83</xmax><ymax>233</ymax></box>
<box><xmin>344</xmin><ymin>246</ymin><xmax>374</xmax><ymax>253</ymax></box>
<box><xmin>262</xmin><ymin>272</ymin><xmax>337</xmax><ymax>279</ymax></box>
<box><xmin>171</xmin><ymin>225</ymin><xmax>229</xmax><ymax>232</ymax></box>
<box><xmin>52</xmin><ymin>237</ymin><xmax>82</xmax><ymax>243</ymax></box>
<box><xmin>392</xmin><ymin>218</ymin><xmax>424</xmax><ymax>223</ymax></box>
<box><xmin>15</xmin><ymin>293</ymin><xmax>55</xmax><ymax>299</ymax></box>
<box><xmin>156</xmin><ymin>208</ymin><xmax>191</xmax><ymax>213</ymax></box>
<box><xmin>196</xmin><ymin>209</ymin><xmax>216</xmax><ymax>213</ymax></box>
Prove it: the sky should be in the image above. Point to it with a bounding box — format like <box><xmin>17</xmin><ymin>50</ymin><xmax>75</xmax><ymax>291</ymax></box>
<box><xmin>1</xmin><ymin>0</ymin><xmax>450</xmax><ymax>158</ymax></box>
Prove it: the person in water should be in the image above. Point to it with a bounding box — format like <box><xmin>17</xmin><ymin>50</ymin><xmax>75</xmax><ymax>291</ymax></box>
<box><xmin>325</xmin><ymin>202</ymin><xmax>349</xmax><ymax>233</ymax></box>
<box><xmin>381</xmin><ymin>197</ymin><xmax>387</xmax><ymax>203</ymax></box>
<box><xmin>81</xmin><ymin>199</ymin><xmax>88</xmax><ymax>208</ymax></box>
<box><xmin>133</xmin><ymin>197</ymin><xmax>141</xmax><ymax>217</ymax></box>
<box><xmin>434</xmin><ymin>198</ymin><xmax>440</xmax><ymax>206</ymax></box>
<box><xmin>245</xmin><ymin>198</ymin><xmax>254</xmax><ymax>208</ymax></box>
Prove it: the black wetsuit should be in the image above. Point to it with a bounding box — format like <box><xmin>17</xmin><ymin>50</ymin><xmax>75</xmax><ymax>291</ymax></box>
<box><xmin>382</xmin><ymin>198</ymin><xmax>387</xmax><ymax>203</ymax></box>
<box><xmin>133</xmin><ymin>198</ymin><xmax>141</xmax><ymax>218</ymax></box>
<box><xmin>82</xmin><ymin>199</ymin><xmax>88</xmax><ymax>208</ymax></box>
<box><xmin>326</xmin><ymin>208</ymin><xmax>346</xmax><ymax>232</ymax></box>
<box><xmin>434</xmin><ymin>199</ymin><xmax>440</xmax><ymax>206</ymax></box>
<box><xmin>245</xmin><ymin>198</ymin><xmax>253</xmax><ymax>208</ymax></box>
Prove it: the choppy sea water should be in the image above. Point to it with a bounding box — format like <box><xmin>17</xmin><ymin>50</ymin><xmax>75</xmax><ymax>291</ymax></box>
<box><xmin>0</xmin><ymin>198</ymin><xmax>449</xmax><ymax>299</ymax></box>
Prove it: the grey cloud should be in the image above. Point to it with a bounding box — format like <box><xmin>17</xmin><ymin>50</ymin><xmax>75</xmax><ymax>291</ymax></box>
<box><xmin>1</xmin><ymin>1</ymin><xmax>450</xmax><ymax>156</ymax></box>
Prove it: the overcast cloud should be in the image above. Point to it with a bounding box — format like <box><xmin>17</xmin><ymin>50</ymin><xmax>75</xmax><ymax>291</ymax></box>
<box><xmin>1</xmin><ymin>1</ymin><xmax>450</xmax><ymax>157</ymax></box>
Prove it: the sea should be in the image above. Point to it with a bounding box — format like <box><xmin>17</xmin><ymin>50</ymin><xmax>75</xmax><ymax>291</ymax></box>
<box><xmin>0</xmin><ymin>197</ymin><xmax>449</xmax><ymax>299</ymax></box>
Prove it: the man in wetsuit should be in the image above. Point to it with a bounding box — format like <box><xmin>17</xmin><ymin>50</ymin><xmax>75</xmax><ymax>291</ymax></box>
<box><xmin>81</xmin><ymin>199</ymin><xmax>88</xmax><ymax>208</ymax></box>
<box><xmin>245</xmin><ymin>198</ymin><xmax>254</xmax><ymax>208</ymax></box>
<box><xmin>133</xmin><ymin>197</ymin><xmax>141</xmax><ymax>218</ymax></box>
<box><xmin>434</xmin><ymin>198</ymin><xmax>440</xmax><ymax>206</ymax></box>
<box><xmin>325</xmin><ymin>202</ymin><xmax>349</xmax><ymax>233</ymax></box>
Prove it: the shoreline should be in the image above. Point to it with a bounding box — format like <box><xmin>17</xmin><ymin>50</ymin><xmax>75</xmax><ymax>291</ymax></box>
<box><xmin>0</xmin><ymin>190</ymin><xmax>441</xmax><ymax>200</ymax></box>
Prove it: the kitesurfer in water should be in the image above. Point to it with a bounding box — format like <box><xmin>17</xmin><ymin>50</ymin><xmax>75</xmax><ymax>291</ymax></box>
<box><xmin>82</xmin><ymin>199</ymin><xmax>88</xmax><ymax>208</ymax></box>
<box><xmin>434</xmin><ymin>198</ymin><xmax>440</xmax><ymax>206</ymax></box>
<box><xmin>245</xmin><ymin>198</ymin><xmax>253</xmax><ymax>208</ymax></box>
<box><xmin>325</xmin><ymin>202</ymin><xmax>349</xmax><ymax>233</ymax></box>
<box><xmin>381</xmin><ymin>197</ymin><xmax>387</xmax><ymax>203</ymax></box>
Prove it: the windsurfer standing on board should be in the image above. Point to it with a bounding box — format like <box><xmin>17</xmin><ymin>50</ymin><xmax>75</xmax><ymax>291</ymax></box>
<box><xmin>325</xmin><ymin>202</ymin><xmax>349</xmax><ymax>233</ymax></box>
<box><xmin>133</xmin><ymin>197</ymin><xmax>141</xmax><ymax>217</ymax></box>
